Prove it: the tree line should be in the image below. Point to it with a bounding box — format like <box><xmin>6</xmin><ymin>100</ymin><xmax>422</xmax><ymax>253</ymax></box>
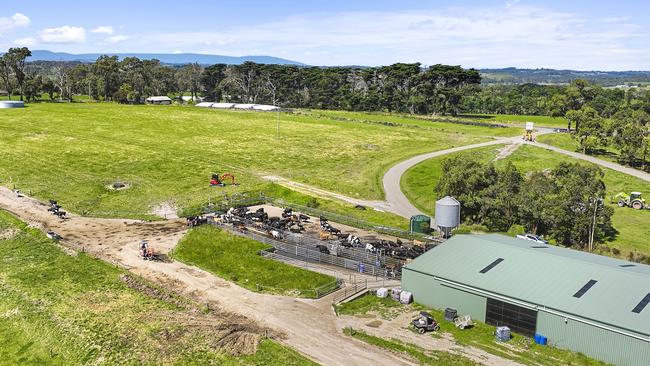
<box><xmin>2</xmin><ymin>47</ymin><xmax>482</xmax><ymax>115</ymax></box>
<box><xmin>436</xmin><ymin>154</ymin><xmax>614</xmax><ymax>249</ymax></box>
<box><xmin>462</xmin><ymin>79</ymin><xmax>650</xmax><ymax>170</ymax></box>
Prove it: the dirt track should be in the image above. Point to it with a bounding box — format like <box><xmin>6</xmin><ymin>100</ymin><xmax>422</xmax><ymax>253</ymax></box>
<box><xmin>0</xmin><ymin>187</ymin><xmax>520</xmax><ymax>365</ymax></box>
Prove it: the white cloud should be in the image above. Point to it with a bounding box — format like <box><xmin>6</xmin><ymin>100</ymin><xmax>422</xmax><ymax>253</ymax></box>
<box><xmin>106</xmin><ymin>35</ymin><xmax>130</xmax><ymax>43</ymax></box>
<box><xmin>91</xmin><ymin>26</ymin><xmax>114</xmax><ymax>34</ymax></box>
<box><xmin>13</xmin><ymin>37</ymin><xmax>36</xmax><ymax>47</ymax></box>
<box><xmin>22</xmin><ymin>4</ymin><xmax>646</xmax><ymax>70</ymax></box>
<box><xmin>128</xmin><ymin>4</ymin><xmax>644</xmax><ymax>70</ymax></box>
<box><xmin>0</xmin><ymin>13</ymin><xmax>31</xmax><ymax>34</ymax></box>
<box><xmin>39</xmin><ymin>26</ymin><xmax>86</xmax><ymax>43</ymax></box>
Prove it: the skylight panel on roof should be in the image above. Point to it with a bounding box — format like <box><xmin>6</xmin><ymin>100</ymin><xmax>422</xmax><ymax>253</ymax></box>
<box><xmin>573</xmin><ymin>280</ymin><xmax>597</xmax><ymax>298</ymax></box>
<box><xmin>632</xmin><ymin>293</ymin><xmax>650</xmax><ymax>314</ymax></box>
<box><xmin>531</xmin><ymin>245</ymin><xmax>549</xmax><ymax>248</ymax></box>
<box><xmin>619</xmin><ymin>264</ymin><xmax>636</xmax><ymax>268</ymax></box>
<box><xmin>479</xmin><ymin>258</ymin><xmax>504</xmax><ymax>274</ymax></box>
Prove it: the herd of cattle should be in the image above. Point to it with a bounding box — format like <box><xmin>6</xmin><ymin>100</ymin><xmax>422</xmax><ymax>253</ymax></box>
<box><xmin>205</xmin><ymin>206</ymin><xmax>433</xmax><ymax>262</ymax></box>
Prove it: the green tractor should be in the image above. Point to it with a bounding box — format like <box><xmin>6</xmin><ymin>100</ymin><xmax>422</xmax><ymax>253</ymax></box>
<box><xmin>613</xmin><ymin>192</ymin><xmax>648</xmax><ymax>210</ymax></box>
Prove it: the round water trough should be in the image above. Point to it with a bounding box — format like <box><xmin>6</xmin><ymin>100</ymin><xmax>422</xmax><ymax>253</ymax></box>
<box><xmin>0</xmin><ymin>101</ymin><xmax>25</xmax><ymax>108</ymax></box>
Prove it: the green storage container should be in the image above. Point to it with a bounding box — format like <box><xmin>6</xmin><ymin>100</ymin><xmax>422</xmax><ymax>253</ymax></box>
<box><xmin>410</xmin><ymin>215</ymin><xmax>431</xmax><ymax>234</ymax></box>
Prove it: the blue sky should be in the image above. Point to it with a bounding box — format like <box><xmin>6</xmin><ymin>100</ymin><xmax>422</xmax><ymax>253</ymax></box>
<box><xmin>1</xmin><ymin>0</ymin><xmax>649</xmax><ymax>70</ymax></box>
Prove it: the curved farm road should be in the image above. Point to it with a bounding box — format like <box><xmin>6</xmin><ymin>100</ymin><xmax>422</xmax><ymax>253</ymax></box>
<box><xmin>382</xmin><ymin>137</ymin><xmax>520</xmax><ymax>218</ymax></box>
<box><xmin>534</xmin><ymin>142</ymin><xmax>650</xmax><ymax>182</ymax></box>
<box><xmin>265</xmin><ymin>128</ymin><xmax>648</xmax><ymax>221</ymax></box>
<box><xmin>0</xmin><ymin>187</ymin><xmax>519</xmax><ymax>366</ymax></box>
<box><xmin>382</xmin><ymin>131</ymin><xmax>650</xmax><ymax>219</ymax></box>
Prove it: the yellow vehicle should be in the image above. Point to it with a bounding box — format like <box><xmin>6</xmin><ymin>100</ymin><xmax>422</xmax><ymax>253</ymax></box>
<box><xmin>522</xmin><ymin>122</ymin><xmax>534</xmax><ymax>142</ymax></box>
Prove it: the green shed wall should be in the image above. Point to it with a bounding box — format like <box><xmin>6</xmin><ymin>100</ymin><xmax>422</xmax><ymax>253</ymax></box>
<box><xmin>537</xmin><ymin>312</ymin><xmax>650</xmax><ymax>366</ymax></box>
<box><xmin>402</xmin><ymin>269</ymin><xmax>487</xmax><ymax>322</ymax></box>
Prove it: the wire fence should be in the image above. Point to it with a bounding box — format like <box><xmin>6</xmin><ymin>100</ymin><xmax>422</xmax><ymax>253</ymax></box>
<box><xmin>207</xmin><ymin>222</ymin><xmax>344</xmax><ymax>298</ymax></box>
<box><xmin>254</xmin><ymin>274</ymin><xmax>342</xmax><ymax>299</ymax></box>
<box><xmin>213</xmin><ymin>221</ymin><xmax>401</xmax><ymax>280</ymax></box>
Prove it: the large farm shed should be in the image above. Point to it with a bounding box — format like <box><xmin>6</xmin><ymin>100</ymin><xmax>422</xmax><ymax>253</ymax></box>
<box><xmin>402</xmin><ymin>234</ymin><xmax>650</xmax><ymax>366</ymax></box>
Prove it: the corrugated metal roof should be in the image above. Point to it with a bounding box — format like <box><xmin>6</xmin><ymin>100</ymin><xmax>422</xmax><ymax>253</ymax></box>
<box><xmin>404</xmin><ymin>234</ymin><xmax>650</xmax><ymax>336</ymax></box>
<box><xmin>252</xmin><ymin>104</ymin><xmax>280</xmax><ymax>111</ymax></box>
<box><xmin>145</xmin><ymin>96</ymin><xmax>172</xmax><ymax>101</ymax></box>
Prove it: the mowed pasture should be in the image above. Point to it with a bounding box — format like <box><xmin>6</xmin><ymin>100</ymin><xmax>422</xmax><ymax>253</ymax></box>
<box><xmin>462</xmin><ymin>114</ymin><xmax>569</xmax><ymax>128</ymax></box>
<box><xmin>401</xmin><ymin>144</ymin><xmax>650</xmax><ymax>257</ymax></box>
<box><xmin>310</xmin><ymin>109</ymin><xmax>570</xmax><ymax>129</ymax></box>
<box><xmin>0</xmin><ymin>103</ymin><xmax>517</xmax><ymax>219</ymax></box>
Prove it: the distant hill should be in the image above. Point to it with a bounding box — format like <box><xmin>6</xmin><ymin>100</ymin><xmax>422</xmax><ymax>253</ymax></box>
<box><xmin>22</xmin><ymin>50</ymin><xmax>305</xmax><ymax>66</ymax></box>
<box><xmin>480</xmin><ymin>67</ymin><xmax>650</xmax><ymax>86</ymax></box>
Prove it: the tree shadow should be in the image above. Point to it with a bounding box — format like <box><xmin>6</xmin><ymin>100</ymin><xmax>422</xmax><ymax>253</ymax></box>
<box><xmin>456</xmin><ymin>114</ymin><xmax>495</xmax><ymax>120</ymax></box>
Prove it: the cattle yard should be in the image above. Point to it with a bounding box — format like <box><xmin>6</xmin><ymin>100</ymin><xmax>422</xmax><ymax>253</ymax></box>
<box><xmin>207</xmin><ymin>203</ymin><xmax>439</xmax><ymax>282</ymax></box>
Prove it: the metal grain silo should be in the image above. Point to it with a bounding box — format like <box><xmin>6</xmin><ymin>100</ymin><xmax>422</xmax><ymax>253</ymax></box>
<box><xmin>435</xmin><ymin>196</ymin><xmax>460</xmax><ymax>237</ymax></box>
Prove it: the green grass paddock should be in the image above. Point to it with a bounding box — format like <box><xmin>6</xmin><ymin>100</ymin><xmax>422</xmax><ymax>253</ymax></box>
<box><xmin>172</xmin><ymin>225</ymin><xmax>336</xmax><ymax>298</ymax></box>
<box><xmin>0</xmin><ymin>211</ymin><xmax>315</xmax><ymax>365</ymax></box>
<box><xmin>0</xmin><ymin>103</ymin><xmax>518</xmax><ymax>220</ymax></box>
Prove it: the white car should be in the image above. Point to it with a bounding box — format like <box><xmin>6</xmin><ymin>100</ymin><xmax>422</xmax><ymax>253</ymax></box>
<box><xmin>516</xmin><ymin>233</ymin><xmax>548</xmax><ymax>244</ymax></box>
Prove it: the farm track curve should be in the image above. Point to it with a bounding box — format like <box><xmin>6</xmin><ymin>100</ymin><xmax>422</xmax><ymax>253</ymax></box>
<box><xmin>381</xmin><ymin>130</ymin><xmax>650</xmax><ymax>220</ymax></box>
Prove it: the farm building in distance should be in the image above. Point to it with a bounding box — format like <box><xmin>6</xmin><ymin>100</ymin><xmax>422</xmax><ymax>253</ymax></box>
<box><xmin>402</xmin><ymin>234</ymin><xmax>650</xmax><ymax>366</ymax></box>
<box><xmin>145</xmin><ymin>96</ymin><xmax>172</xmax><ymax>105</ymax></box>
<box><xmin>181</xmin><ymin>95</ymin><xmax>204</xmax><ymax>102</ymax></box>
<box><xmin>195</xmin><ymin>102</ymin><xmax>280</xmax><ymax>111</ymax></box>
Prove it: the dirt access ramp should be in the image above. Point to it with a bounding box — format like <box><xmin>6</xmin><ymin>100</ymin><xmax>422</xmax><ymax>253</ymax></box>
<box><xmin>0</xmin><ymin>187</ymin><xmax>186</xmax><ymax>263</ymax></box>
<box><xmin>0</xmin><ymin>187</ymin><xmax>420</xmax><ymax>365</ymax></box>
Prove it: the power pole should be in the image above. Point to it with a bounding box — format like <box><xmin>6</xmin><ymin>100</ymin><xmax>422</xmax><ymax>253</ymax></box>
<box><xmin>276</xmin><ymin>107</ymin><xmax>280</xmax><ymax>139</ymax></box>
<box><xmin>589</xmin><ymin>198</ymin><xmax>599</xmax><ymax>252</ymax></box>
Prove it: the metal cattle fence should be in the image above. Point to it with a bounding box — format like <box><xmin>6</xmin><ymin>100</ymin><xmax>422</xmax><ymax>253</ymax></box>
<box><xmin>213</xmin><ymin>221</ymin><xmax>401</xmax><ymax>280</ymax></box>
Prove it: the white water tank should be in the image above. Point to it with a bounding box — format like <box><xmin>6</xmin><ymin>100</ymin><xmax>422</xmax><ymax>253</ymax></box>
<box><xmin>0</xmin><ymin>101</ymin><xmax>25</xmax><ymax>108</ymax></box>
<box><xmin>435</xmin><ymin>196</ymin><xmax>460</xmax><ymax>236</ymax></box>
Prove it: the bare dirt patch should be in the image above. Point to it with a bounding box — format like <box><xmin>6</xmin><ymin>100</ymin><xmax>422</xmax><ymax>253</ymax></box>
<box><xmin>106</xmin><ymin>182</ymin><xmax>130</xmax><ymax>191</ymax></box>
<box><xmin>0</xmin><ymin>228</ymin><xmax>19</xmax><ymax>240</ymax></box>
<box><xmin>120</xmin><ymin>274</ymin><xmax>189</xmax><ymax>309</ymax></box>
<box><xmin>493</xmin><ymin>143</ymin><xmax>521</xmax><ymax>161</ymax></box>
<box><xmin>151</xmin><ymin>201</ymin><xmax>179</xmax><ymax>219</ymax></box>
<box><xmin>120</xmin><ymin>273</ymin><xmax>279</xmax><ymax>356</ymax></box>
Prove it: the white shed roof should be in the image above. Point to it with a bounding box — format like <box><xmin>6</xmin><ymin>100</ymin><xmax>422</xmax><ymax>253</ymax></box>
<box><xmin>212</xmin><ymin>103</ymin><xmax>235</xmax><ymax>109</ymax></box>
<box><xmin>252</xmin><ymin>104</ymin><xmax>280</xmax><ymax>111</ymax></box>
<box><xmin>233</xmin><ymin>103</ymin><xmax>256</xmax><ymax>109</ymax></box>
<box><xmin>182</xmin><ymin>96</ymin><xmax>204</xmax><ymax>102</ymax></box>
<box><xmin>146</xmin><ymin>96</ymin><xmax>172</xmax><ymax>102</ymax></box>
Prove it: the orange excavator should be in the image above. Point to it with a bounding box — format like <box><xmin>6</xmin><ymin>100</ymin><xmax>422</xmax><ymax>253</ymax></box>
<box><xmin>210</xmin><ymin>173</ymin><xmax>237</xmax><ymax>187</ymax></box>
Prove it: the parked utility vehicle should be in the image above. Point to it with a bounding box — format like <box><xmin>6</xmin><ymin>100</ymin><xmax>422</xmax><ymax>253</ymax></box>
<box><xmin>412</xmin><ymin>311</ymin><xmax>440</xmax><ymax>334</ymax></box>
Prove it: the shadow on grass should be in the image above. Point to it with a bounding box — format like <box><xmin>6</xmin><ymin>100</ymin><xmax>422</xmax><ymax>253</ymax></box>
<box><xmin>456</xmin><ymin>114</ymin><xmax>496</xmax><ymax>120</ymax></box>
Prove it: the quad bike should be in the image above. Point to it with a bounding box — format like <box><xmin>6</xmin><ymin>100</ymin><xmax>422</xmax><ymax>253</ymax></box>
<box><xmin>412</xmin><ymin>311</ymin><xmax>440</xmax><ymax>334</ymax></box>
